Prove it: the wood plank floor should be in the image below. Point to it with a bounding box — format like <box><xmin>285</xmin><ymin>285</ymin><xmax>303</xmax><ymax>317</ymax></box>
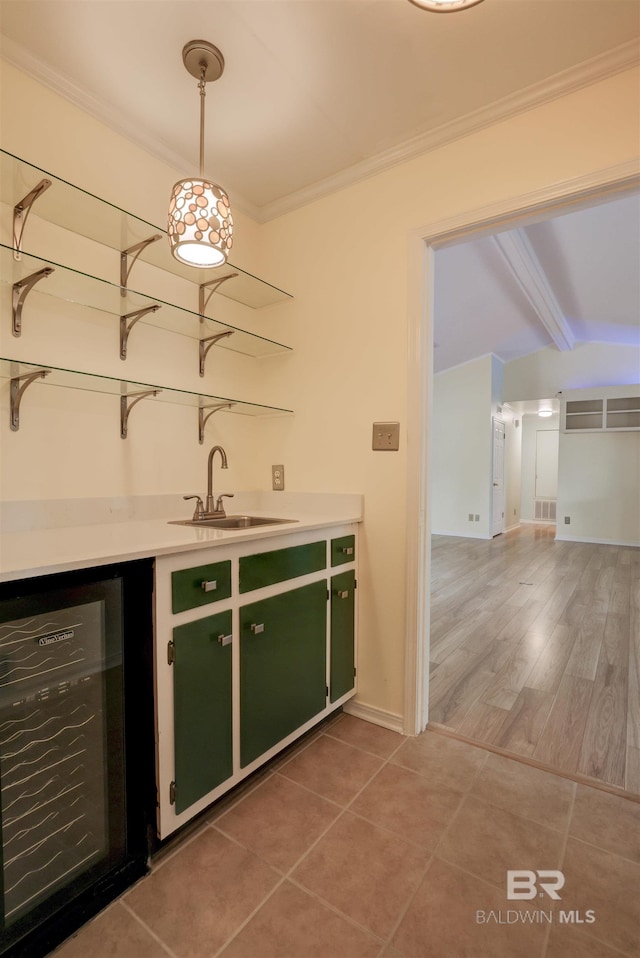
<box><xmin>428</xmin><ymin>525</ymin><xmax>640</xmax><ymax>794</ymax></box>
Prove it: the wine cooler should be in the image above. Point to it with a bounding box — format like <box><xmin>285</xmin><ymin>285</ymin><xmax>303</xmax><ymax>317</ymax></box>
<box><xmin>0</xmin><ymin>560</ymin><xmax>155</xmax><ymax>958</ymax></box>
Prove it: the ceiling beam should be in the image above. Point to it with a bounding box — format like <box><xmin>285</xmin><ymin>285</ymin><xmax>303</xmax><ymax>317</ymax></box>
<box><xmin>492</xmin><ymin>229</ymin><xmax>575</xmax><ymax>352</ymax></box>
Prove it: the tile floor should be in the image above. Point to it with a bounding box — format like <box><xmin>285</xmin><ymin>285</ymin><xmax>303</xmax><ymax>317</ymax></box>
<box><xmin>54</xmin><ymin>715</ymin><xmax>640</xmax><ymax>958</ymax></box>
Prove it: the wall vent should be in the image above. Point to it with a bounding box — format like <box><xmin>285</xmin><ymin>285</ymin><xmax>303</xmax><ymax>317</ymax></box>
<box><xmin>534</xmin><ymin>498</ymin><xmax>557</xmax><ymax>521</ymax></box>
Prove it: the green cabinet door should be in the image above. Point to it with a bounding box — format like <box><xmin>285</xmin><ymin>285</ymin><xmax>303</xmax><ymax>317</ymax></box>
<box><xmin>240</xmin><ymin>581</ymin><xmax>327</xmax><ymax>767</ymax></box>
<box><xmin>330</xmin><ymin>570</ymin><xmax>356</xmax><ymax>702</ymax></box>
<box><xmin>172</xmin><ymin>609</ymin><xmax>233</xmax><ymax>814</ymax></box>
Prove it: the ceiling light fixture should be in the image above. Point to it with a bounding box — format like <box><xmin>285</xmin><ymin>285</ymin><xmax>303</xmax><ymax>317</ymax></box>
<box><xmin>408</xmin><ymin>0</ymin><xmax>485</xmax><ymax>11</ymax></box>
<box><xmin>538</xmin><ymin>402</ymin><xmax>553</xmax><ymax>418</ymax></box>
<box><xmin>168</xmin><ymin>40</ymin><xmax>234</xmax><ymax>268</ymax></box>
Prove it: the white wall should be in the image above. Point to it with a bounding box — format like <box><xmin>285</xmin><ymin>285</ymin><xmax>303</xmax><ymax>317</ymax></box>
<box><xmin>557</xmin><ymin>432</ymin><xmax>640</xmax><ymax>545</ymax></box>
<box><xmin>431</xmin><ymin>356</ymin><xmax>494</xmax><ymax>538</ymax></box>
<box><xmin>504</xmin><ymin>343</ymin><xmax>640</xmax><ymax>402</ymax></box>
<box><xmin>2</xmin><ymin>55</ymin><xmax>639</xmax><ymax>725</ymax></box>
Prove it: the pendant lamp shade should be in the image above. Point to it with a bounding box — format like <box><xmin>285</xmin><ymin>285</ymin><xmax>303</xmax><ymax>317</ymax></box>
<box><xmin>168</xmin><ymin>178</ymin><xmax>233</xmax><ymax>267</ymax></box>
<box><xmin>168</xmin><ymin>40</ymin><xmax>234</xmax><ymax>268</ymax></box>
<box><xmin>408</xmin><ymin>0</ymin><xmax>485</xmax><ymax>10</ymax></box>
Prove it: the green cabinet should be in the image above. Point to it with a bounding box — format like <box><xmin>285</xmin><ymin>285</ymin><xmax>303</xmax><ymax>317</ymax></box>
<box><xmin>239</xmin><ymin>541</ymin><xmax>325</xmax><ymax>593</ymax></box>
<box><xmin>171</xmin><ymin>559</ymin><xmax>232</xmax><ymax>613</ymax></box>
<box><xmin>172</xmin><ymin>609</ymin><xmax>233</xmax><ymax>814</ymax></box>
<box><xmin>240</xmin><ymin>580</ymin><xmax>327</xmax><ymax>767</ymax></box>
<box><xmin>330</xmin><ymin>570</ymin><xmax>356</xmax><ymax>702</ymax></box>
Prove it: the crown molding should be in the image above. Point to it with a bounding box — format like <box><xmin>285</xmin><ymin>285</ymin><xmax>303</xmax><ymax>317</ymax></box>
<box><xmin>2</xmin><ymin>34</ymin><xmax>638</xmax><ymax>224</ymax></box>
<box><xmin>260</xmin><ymin>39</ymin><xmax>640</xmax><ymax>222</ymax></box>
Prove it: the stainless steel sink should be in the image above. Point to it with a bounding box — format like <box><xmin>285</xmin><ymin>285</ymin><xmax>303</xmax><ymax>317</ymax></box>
<box><xmin>169</xmin><ymin>515</ymin><xmax>298</xmax><ymax>529</ymax></box>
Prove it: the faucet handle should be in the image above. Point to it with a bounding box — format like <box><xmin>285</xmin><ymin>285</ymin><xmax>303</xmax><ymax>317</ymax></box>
<box><xmin>183</xmin><ymin>494</ymin><xmax>205</xmax><ymax>521</ymax></box>
<box><xmin>214</xmin><ymin>493</ymin><xmax>234</xmax><ymax>516</ymax></box>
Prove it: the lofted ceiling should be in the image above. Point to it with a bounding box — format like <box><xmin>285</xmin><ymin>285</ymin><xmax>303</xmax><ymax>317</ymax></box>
<box><xmin>433</xmin><ymin>192</ymin><xmax>640</xmax><ymax>373</ymax></box>
<box><xmin>1</xmin><ymin>0</ymin><xmax>639</xmax><ymax>372</ymax></box>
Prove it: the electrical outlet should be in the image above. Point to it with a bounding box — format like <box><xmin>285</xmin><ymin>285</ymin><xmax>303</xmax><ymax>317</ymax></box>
<box><xmin>564</xmin><ymin>516</ymin><xmax>570</xmax><ymax>524</ymax></box>
<box><xmin>372</xmin><ymin>422</ymin><xmax>400</xmax><ymax>451</ymax></box>
<box><xmin>475</xmin><ymin>515</ymin><xmax>480</xmax><ymax>522</ymax></box>
<box><xmin>272</xmin><ymin>465</ymin><xmax>285</xmax><ymax>491</ymax></box>
<box><xmin>468</xmin><ymin>513</ymin><xmax>474</xmax><ymax>521</ymax></box>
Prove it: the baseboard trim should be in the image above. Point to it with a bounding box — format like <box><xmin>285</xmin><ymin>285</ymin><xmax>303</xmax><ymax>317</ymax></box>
<box><xmin>343</xmin><ymin>700</ymin><xmax>405</xmax><ymax>734</ymax></box>
<box><xmin>426</xmin><ymin>723</ymin><xmax>640</xmax><ymax>803</ymax></box>
<box><xmin>431</xmin><ymin>530</ymin><xmax>492</xmax><ymax>540</ymax></box>
<box><xmin>555</xmin><ymin>533</ymin><xmax>640</xmax><ymax>547</ymax></box>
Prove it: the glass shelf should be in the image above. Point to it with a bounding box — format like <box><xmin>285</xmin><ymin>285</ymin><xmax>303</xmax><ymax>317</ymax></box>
<box><xmin>1</xmin><ymin>245</ymin><xmax>292</xmax><ymax>360</ymax></box>
<box><xmin>1</xmin><ymin>149</ymin><xmax>293</xmax><ymax>309</ymax></box>
<box><xmin>1</xmin><ymin>357</ymin><xmax>293</xmax><ymax>438</ymax></box>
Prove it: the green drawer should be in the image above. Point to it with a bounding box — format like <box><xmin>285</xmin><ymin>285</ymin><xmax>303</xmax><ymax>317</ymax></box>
<box><xmin>239</xmin><ymin>541</ymin><xmax>326</xmax><ymax>593</ymax></box>
<box><xmin>331</xmin><ymin>534</ymin><xmax>355</xmax><ymax>567</ymax></box>
<box><xmin>171</xmin><ymin>559</ymin><xmax>232</xmax><ymax>613</ymax></box>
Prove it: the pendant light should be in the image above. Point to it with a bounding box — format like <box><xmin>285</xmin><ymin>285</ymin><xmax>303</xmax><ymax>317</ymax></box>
<box><xmin>408</xmin><ymin>0</ymin><xmax>485</xmax><ymax>11</ymax></box>
<box><xmin>168</xmin><ymin>40</ymin><xmax>234</xmax><ymax>268</ymax></box>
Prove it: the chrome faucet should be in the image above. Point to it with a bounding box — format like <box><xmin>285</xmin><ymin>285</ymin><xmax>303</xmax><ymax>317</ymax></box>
<box><xmin>183</xmin><ymin>445</ymin><xmax>234</xmax><ymax>520</ymax></box>
<box><xmin>205</xmin><ymin>445</ymin><xmax>233</xmax><ymax>516</ymax></box>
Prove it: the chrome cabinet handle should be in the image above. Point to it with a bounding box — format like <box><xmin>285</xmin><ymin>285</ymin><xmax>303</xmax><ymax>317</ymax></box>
<box><xmin>201</xmin><ymin>579</ymin><xmax>217</xmax><ymax>592</ymax></box>
<box><xmin>217</xmin><ymin>633</ymin><xmax>232</xmax><ymax>647</ymax></box>
<box><xmin>336</xmin><ymin>590</ymin><xmax>349</xmax><ymax>599</ymax></box>
<box><xmin>251</xmin><ymin>623</ymin><xmax>264</xmax><ymax>634</ymax></box>
<box><xmin>341</xmin><ymin>547</ymin><xmax>354</xmax><ymax>555</ymax></box>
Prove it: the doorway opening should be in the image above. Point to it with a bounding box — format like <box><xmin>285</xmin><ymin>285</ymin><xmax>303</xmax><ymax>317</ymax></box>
<box><xmin>404</xmin><ymin>164</ymin><xmax>640</xmax><ymax>795</ymax></box>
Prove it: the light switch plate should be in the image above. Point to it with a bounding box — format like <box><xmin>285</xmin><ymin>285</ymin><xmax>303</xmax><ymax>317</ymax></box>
<box><xmin>272</xmin><ymin>464</ymin><xmax>285</xmax><ymax>491</ymax></box>
<box><xmin>372</xmin><ymin>422</ymin><xmax>400</xmax><ymax>451</ymax></box>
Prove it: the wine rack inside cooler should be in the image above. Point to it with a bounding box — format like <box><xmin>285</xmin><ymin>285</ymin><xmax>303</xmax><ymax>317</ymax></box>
<box><xmin>0</xmin><ymin>601</ymin><xmax>112</xmax><ymax>926</ymax></box>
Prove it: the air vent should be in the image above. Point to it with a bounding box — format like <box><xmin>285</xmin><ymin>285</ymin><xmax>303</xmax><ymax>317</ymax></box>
<box><xmin>534</xmin><ymin>499</ymin><xmax>556</xmax><ymax>521</ymax></box>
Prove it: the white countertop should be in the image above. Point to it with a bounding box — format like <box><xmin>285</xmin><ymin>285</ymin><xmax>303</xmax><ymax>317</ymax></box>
<box><xmin>0</xmin><ymin>492</ymin><xmax>363</xmax><ymax>582</ymax></box>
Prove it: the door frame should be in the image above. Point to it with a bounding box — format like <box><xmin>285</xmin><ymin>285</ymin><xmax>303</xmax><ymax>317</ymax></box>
<box><xmin>403</xmin><ymin>159</ymin><xmax>640</xmax><ymax>736</ymax></box>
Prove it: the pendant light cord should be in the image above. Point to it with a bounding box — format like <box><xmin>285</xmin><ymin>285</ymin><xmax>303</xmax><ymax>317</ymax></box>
<box><xmin>198</xmin><ymin>66</ymin><xmax>207</xmax><ymax>178</ymax></box>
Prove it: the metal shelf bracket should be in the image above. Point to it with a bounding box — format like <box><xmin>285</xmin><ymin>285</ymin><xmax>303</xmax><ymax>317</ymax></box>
<box><xmin>10</xmin><ymin>368</ymin><xmax>51</xmax><ymax>431</ymax></box>
<box><xmin>13</xmin><ymin>179</ymin><xmax>52</xmax><ymax>261</ymax></box>
<box><xmin>120</xmin><ymin>304</ymin><xmax>161</xmax><ymax>359</ymax></box>
<box><xmin>120</xmin><ymin>235</ymin><xmax>162</xmax><ymax>294</ymax></box>
<box><xmin>199</xmin><ymin>274</ymin><xmax>239</xmax><ymax>315</ymax></box>
<box><xmin>198</xmin><ymin>401</ymin><xmax>235</xmax><ymax>444</ymax></box>
<box><xmin>199</xmin><ymin>330</ymin><xmax>234</xmax><ymax>377</ymax></box>
<box><xmin>120</xmin><ymin>388</ymin><xmax>161</xmax><ymax>438</ymax></box>
<box><xmin>12</xmin><ymin>267</ymin><xmax>55</xmax><ymax>336</ymax></box>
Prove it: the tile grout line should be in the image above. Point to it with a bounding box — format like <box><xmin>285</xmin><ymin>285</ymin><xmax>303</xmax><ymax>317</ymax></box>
<box><xmin>119</xmin><ymin>899</ymin><xmax>181</xmax><ymax>958</ymax></box>
<box><xmin>209</xmin><ymin>728</ymin><xmax>411</xmax><ymax>957</ymax></box>
<box><xmin>380</xmin><ymin>743</ymin><xmax>492</xmax><ymax>950</ymax></box>
<box><xmin>539</xmin><ymin>777</ymin><xmax>577</xmax><ymax>958</ymax></box>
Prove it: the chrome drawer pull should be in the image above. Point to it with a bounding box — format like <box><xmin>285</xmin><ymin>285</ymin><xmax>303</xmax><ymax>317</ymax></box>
<box><xmin>201</xmin><ymin>579</ymin><xmax>217</xmax><ymax>592</ymax></box>
<box><xmin>251</xmin><ymin>623</ymin><xmax>264</xmax><ymax>635</ymax></box>
<box><xmin>336</xmin><ymin>590</ymin><xmax>349</xmax><ymax>599</ymax></box>
<box><xmin>341</xmin><ymin>547</ymin><xmax>354</xmax><ymax>555</ymax></box>
<box><xmin>217</xmin><ymin>633</ymin><xmax>232</xmax><ymax>647</ymax></box>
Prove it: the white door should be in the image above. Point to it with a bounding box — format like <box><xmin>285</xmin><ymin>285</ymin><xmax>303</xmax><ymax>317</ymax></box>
<box><xmin>492</xmin><ymin>418</ymin><xmax>505</xmax><ymax>537</ymax></box>
<box><xmin>535</xmin><ymin>429</ymin><xmax>559</xmax><ymax>499</ymax></box>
